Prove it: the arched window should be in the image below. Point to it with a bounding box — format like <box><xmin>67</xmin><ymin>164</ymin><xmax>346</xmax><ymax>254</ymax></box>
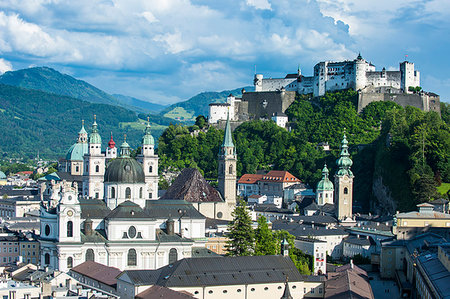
<box><xmin>128</xmin><ymin>249</ymin><xmax>137</xmax><ymax>266</ymax></box>
<box><xmin>67</xmin><ymin>221</ymin><xmax>73</xmax><ymax>238</ymax></box>
<box><xmin>85</xmin><ymin>249</ymin><xmax>94</xmax><ymax>262</ymax></box>
<box><xmin>75</xmin><ymin>166</ymin><xmax>79</xmax><ymax>173</ymax></box>
<box><xmin>95</xmin><ymin>165</ymin><xmax>99</xmax><ymax>173</ymax></box>
<box><xmin>169</xmin><ymin>248</ymin><xmax>178</xmax><ymax>264</ymax></box>
<box><xmin>111</xmin><ymin>187</ymin><xmax>115</xmax><ymax>198</ymax></box>
<box><xmin>45</xmin><ymin>224</ymin><xmax>51</xmax><ymax>236</ymax></box>
<box><xmin>149</xmin><ymin>166</ymin><xmax>153</xmax><ymax>173</ymax></box>
<box><xmin>67</xmin><ymin>257</ymin><xmax>73</xmax><ymax>269</ymax></box>
<box><xmin>344</xmin><ymin>187</ymin><xmax>348</xmax><ymax>194</ymax></box>
<box><xmin>125</xmin><ymin>187</ymin><xmax>131</xmax><ymax>199</ymax></box>
<box><xmin>44</xmin><ymin>253</ymin><xmax>50</xmax><ymax>265</ymax></box>
<box><xmin>139</xmin><ymin>187</ymin><xmax>143</xmax><ymax>198</ymax></box>
<box><xmin>229</xmin><ymin>164</ymin><xmax>233</xmax><ymax>175</ymax></box>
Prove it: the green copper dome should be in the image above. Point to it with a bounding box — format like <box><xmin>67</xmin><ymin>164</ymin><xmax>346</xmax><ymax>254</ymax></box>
<box><xmin>89</xmin><ymin>118</ymin><xmax>102</xmax><ymax>144</ymax></box>
<box><xmin>0</xmin><ymin>171</ymin><xmax>6</xmax><ymax>179</ymax></box>
<box><xmin>142</xmin><ymin>122</ymin><xmax>154</xmax><ymax>145</ymax></box>
<box><xmin>104</xmin><ymin>158</ymin><xmax>145</xmax><ymax>183</ymax></box>
<box><xmin>66</xmin><ymin>142</ymin><xmax>88</xmax><ymax>161</ymax></box>
<box><xmin>317</xmin><ymin>164</ymin><xmax>334</xmax><ymax>191</ymax></box>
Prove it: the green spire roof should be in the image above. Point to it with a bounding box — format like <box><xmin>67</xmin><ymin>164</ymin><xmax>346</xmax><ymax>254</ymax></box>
<box><xmin>336</xmin><ymin>131</ymin><xmax>353</xmax><ymax>177</ymax></box>
<box><xmin>142</xmin><ymin>118</ymin><xmax>155</xmax><ymax>145</ymax></box>
<box><xmin>120</xmin><ymin>135</ymin><xmax>131</xmax><ymax>157</ymax></box>
<box><xmin>79</xmin><ymin>120</ymin><xmax>87</xmax><ymax>134</ymax></box>
<box><xmin>222</xmin><ymin>112</ymin><xmax>234</xmax><ymax>148</ymax></box>
<box><xmin>89</xmin><ymin>115</ymin><xmax>102</xmax><ymax>144</ymax></box>
<box><xmin>317</xmin><ymin>164</ymin><xmax>334</xmax><ymax>191</ymax></box>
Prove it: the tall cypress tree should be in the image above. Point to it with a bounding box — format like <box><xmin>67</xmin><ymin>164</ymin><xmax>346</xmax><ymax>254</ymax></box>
<box><xmin>254</xmin><ymin>216</ymin><xmax>277</xmax><ymax>255</ymax></box>
<box><xmin>225</xmin><ymin>200</ymin><xmax>254</xmax><ymax>256</ymax></box>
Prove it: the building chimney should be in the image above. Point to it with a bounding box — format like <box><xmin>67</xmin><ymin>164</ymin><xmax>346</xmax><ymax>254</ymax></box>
<box><xmin>84</xmin><ymin>219</ymin><xmax>93</xmax><ymax>236</ymax></box>
<box><xmin>350</xmin><ymin>259</ymin><xmax>354</xmax><ymax>269</ymax></box>
<box><xmin>166</xmin><ymin>217</ymin><xmax>175</xmax><ymax>235</ymax></box>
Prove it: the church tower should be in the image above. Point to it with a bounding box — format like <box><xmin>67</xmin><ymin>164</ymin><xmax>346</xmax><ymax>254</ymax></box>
<box><xmin>316</xmin><ymin>164</ymin><xmax>334</xmax><ymax>206</ymax></box>
<box><xmin>218</xmin><ymin>113</ymin><xmax>237</xmax><ymax>206</ymax></box>
<box><xmin>137</xmin><ymin>118</ymin><xmax>159</xmax><ymax>199</ymax></box>
<box><xmin>106</xmin><ymin>132</ymin><xmax>117</xmax><ymax>160</ymax></box>
<box><xmin>334</xmin><ymin>132</ymin><xmax>354</xmax><ymax>220</ymax></box>
<box><xmin>82</xmin><ymin>115</ymin><xmax>106</xmax><ymax>199</ymax></box>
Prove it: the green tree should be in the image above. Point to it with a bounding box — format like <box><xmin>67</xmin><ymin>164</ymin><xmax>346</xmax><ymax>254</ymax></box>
<box><xmin>254</xmin><ymin>216</ymin><xmax>277</xmax><ymax>255</ymax></box>
<box><xmin>195</xmin><ymin>115</ymin><xmax>207</xmax><ymax>129</ymax></box>
<box><xmin>226</xmin><ymin>200</ymin><xmax>254</xmax><ymax>256</ymax></box>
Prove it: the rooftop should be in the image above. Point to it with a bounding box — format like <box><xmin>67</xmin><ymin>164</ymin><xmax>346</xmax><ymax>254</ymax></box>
<box><xmin>261</xmin><ymin>170</ymin><xmax>301</xmax><ymax>183</ymax></box>
<box><xmin>70</xmin><ymin>261</ymin><xmax>121</xmax><ymax>287</ymax></box>
<box><xmin>325</xmin><ymin>264</ymin><xmax>374</xmax><ymax>299</ymax></box>
<box><xmin>238</xmin><ymin>173</ymin><xmax>264</xmax><ymax>184</ymax></box>
<box><xmin>417</xmin><ymin>253</ymin><xmax>450</xmax><ymax>298</ymax></box>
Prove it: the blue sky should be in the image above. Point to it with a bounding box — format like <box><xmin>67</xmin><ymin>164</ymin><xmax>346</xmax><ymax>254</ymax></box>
<box><xmin>0</xmin><ymin>0</ymin><xmax>449</xmax><ymax>104</ymax></box>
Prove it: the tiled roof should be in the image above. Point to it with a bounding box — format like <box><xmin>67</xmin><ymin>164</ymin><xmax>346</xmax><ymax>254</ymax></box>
<box><xmin>136</xmin><ymin>285</ymin><xmax>195</xmax><ymax>299</ymax></box>
<box><xmin>119</xmin><ymin>256</ymin><xmax>303</xmax><ymax>287</ymax></box>
<box><xmin>145</xmin><ymin>200</ymin><xmax>205</xmax><ymax>220</ymax></box>
<box><xmin>79</xmin><ymin>198</ymin><xmax>111</xmax><ymax>219</ymax></box>
<box><xmin>261</xmin><ymin>171</ymin><xmax>301</xmax><ymax>183</ymax></box>
<box><xmin>105</xmin><ymin>201</ymin><xmax>152</xmax><ymax>220</ymax></box>
<box><xmin>325</xmin><ymin>264</ymin><xmax>374</xmax><ymax>299</ymax></box>
<box><xmin>238</xmin><ymin>174</ymin><xmax>263</xmax><ymax>184</ymax></box>
<box><xmin>161</xmin><ymin>168</ymin><xmax>223</xmax><ymax>203</ymax></box>
<box><xmin>70</xmin><ymin>261</ymin><xmax>121</xmax><ymax>287</ymax></box>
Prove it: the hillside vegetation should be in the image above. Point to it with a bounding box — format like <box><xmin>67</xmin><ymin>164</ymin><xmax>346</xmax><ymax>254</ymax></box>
<box><xmin>0</xmin><ymin>84</ymin><xmax>164</xmax><ymax>158</ymax></box>
<box><xmin>158</xmin><ymin>90</ymin><xmax>449</xmax><ymax>212</ymax></box>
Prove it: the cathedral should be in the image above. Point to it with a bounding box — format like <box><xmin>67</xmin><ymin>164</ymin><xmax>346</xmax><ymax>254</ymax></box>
<box><xmin>39</xmin><ymin>117</ymin><xmax>208</xmax><ymax>272</ymax></box>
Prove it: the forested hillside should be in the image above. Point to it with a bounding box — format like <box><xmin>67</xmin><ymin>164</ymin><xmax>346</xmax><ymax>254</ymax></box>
<box><xmin>0</xmin><ymin>84</ymin><xmax>164</xmax><ymax>158</ymax></box>
<box><xmin>158</xmin><ymin>90</ymin><xmax>450</xmax><ymax>213</ymax></box>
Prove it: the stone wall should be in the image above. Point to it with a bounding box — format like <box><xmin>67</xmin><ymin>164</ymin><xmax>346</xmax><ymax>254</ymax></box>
<box><xmin>357</xmin><ymin>92</ymin><xmax>441</xmax><ymax>114</ymax></box>
<box><xmin>242</xmin><ymin>90</ymin><xmax>296</xmax><ymax>119</ymax></box>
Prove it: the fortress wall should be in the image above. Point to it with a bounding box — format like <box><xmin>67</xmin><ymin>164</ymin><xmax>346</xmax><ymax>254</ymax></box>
<box><xmin>358</xmin><ymin>92</ymin><xmax>441</xmax><ymax>114</ymax></box>
<box><xmin>243</xmin><ymin>91</ymin><xmax>296</xmax><ymax>119</ymax></box>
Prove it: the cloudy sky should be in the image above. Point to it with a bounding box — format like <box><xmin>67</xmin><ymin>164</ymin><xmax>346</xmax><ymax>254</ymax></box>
<box><xmin>0</xmin><ymin>0</ymin><xmax>449</xmax><ymax>104</ymax></box>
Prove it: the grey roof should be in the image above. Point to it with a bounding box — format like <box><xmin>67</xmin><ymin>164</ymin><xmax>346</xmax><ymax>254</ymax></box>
<box><xmin>304</xmin><ymin>202</ymin><xmax>319</xmax><ymax>211</ymax></box>
<box><xmin>405</xmin><ymin>232</ymin><xmax>447</xmax><ymax>255</ymax></box>
<box><xmin>191</xmin><ymin>247</ymin><xmax>220</xmax><ymax>258</ymax></box>
<box><xmin>288</xmin><ymin>215</ymin><xmax>337</xmax><ymax>225</ymax></box>
<box><xmin>79</xmin><ymin>198</ymin><xmax>111</xmax><ymax>219</ymax></box>
<box><xmin>417</xmin><ymin>253</ymin><xmax>450</xmax><ymax>298</ymax></box>
<box><xmin>253</xmin><ymin>204</ymin><xmax>294</xmax><ymax>214</ymax></box>
<box><xmin>272</xmin><ymin>222</ymin><xmax>348</xmax><ymax>237</ymax></box>
<box><xmin>145</xmin><ymin>200</ymin><xmax>206</xmax><ymax>220</ymax></box>
<box><xmin>296</xmin><ymin>236</ymin><xmax>326</xmax><ymax>243</ymax></box>
<box><xmin>430</xmin><ymin>198</ymin><xmax>449</xmax><ymax>205</ymax></box>
<box><xmin>104</xmin><ymin>157</ymin><xmax>145</xmax><ymax>184</ymax></box>
<box><xmin>155</xmin><ymin>229</ymin><xmax>194</xmax><ymax>243</ymax></box>
<box><xmin>205</xmin><ymin>217</ymin><xmax>230</xmax><ymax>228</ymax></box>
<box><xmin>119</xmin><ymin>256</ymin><xmax>302</xmax><ymax>287</ymax></box>
<box><xmin>325</xmin><ymin>264</ymin><xmax>374</xmax><ymax>299</ymax></box>
<box><xmin>105</xmin><ymin>201</ymin><xmax>152</xmax><ymax>220</ymax></box>
<box><xmin>286</xmin><ymin>183</ymin><xmax>310</xmax><ymax>189</ymax></box>
<box><xmin>343</xmin><ymin>236</ymin><xmax>374</xmax><ymax>247</ymax></box>
<box><xmin>160</xmin><ymin>168</ymin><xmax>223</xmax><ymax>203</ymax></box>
<box><xmin>0</xmin><ymin>188</ymin><xmax>38</xmax><ymax>197</ymax></box>
<box><xmin>55</xmin><ymin>172</ymin><xmax>83</xmax><ymax>182</ymax></box>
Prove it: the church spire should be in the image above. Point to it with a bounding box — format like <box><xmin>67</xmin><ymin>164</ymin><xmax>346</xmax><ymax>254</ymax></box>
<box><xmin>78</xmin><ymin>120</ymin><xmax>88</xmax><ymax>143</ymax></box>
<box><xmin>120</xmin><ymin>134</ymin><xmax>131</xmax><ymax>157</ymax></box>
<box><xmin>222</xmin><ymin>111</ymin><xmax>234</xmax><ymax>148</ymax></box>
<box><xmin>142</xmin><ymin>116</ymin><xmax>155</xmax><ymax>145</ymax></box>
<box><xmin>89</xmin><ymin>115</ymin><xmax>102</xmax><ymax>144</ymax></box>
<box><xmin>336</xmin><ymin>130</ymin><xmax>353</xmax><ymax>177</ymax></box>
<box><xmin>280</xmin><ymin>277</ymin><xmax>293</xmax><ymax>299</ymax></box>
<box><xmin>108</xmin><ymin>132</ymin><xmax>116</xmax><ymax>149</ymax></box>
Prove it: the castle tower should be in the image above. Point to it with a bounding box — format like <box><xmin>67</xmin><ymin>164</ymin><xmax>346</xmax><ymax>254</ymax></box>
<box><xmin>354</xmin><ymin>53</ymin><xmax>367</xmax><ymax>91</ymax></box>
<box><xmin>106</xmin><ymin>132</ymin><xmax>117</xmax><ymax>160</ymax></box>
<box><xmin>334</xmin><ymin>132</ymin><xmax>354</xmax><ymax>220</ymax></box>
<box><xmin>226</xmin><ymin>94</ymin><xmax>236</xmax><ymax>121</ymax></box>
<box><xmin>218</xmin><ymin>113</ymin><xmax>236</xmax><ymax>206</ymax></box>
<box><xmin>137</xmin><ymin>119</ymin><xmax>159</xmax><ymax>199</ymax></box>
<box><xmin>400</xmin><ymin>61</ymin><xmax>420</xmax><ymax>93</ymax></box>
<box><xmin>82</xmin><ymin>115</ymin><xmax>106</xmax><ymax>199</ymax></box>
<box><xmin>254</xmin><ymin>74</ymin><xmax>263</xmax><ymax>92</ymax></box>
<box><xmin>316</xmin><ymin>164</ymin><xmax>334</xmax><ymax>206</ymax></box>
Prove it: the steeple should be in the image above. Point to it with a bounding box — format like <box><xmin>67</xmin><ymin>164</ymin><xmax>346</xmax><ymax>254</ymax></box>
<box><xmin>106</xmin><ymin>132</ymin><xmax>117</xmax><ymax>159</ymax></box>
<box><xmin>120</xmin><ymin>135</ymin><xmax>131</xmax><ymax>158</ymax></box>
<box><xmin>89</xmin><ymin>115</ymin><xmax>102</xmax><ymax>144</ymax></box>
<box><xmin>77</xmin><ymin>120</ymin><xmax>88</xmax><ymax>143</ymax></box>
<box><xmin>142</xmin><ymin>117</ymin><xmax>155</xmax><ymax>145</ymax></box>
<box><xmin>336</xmin><ymin>130</ymin><xmax>353</xmax><ymax>177</ymax></box>
<box><xmin>316</xmin><ymin>164</ymin><xmax>334</xmax><ymax>206</ymax></box>
<box><xmin>222</xmin><ymin>112</ymin><xmax>234</xmax><ymax>149</ymax></box>
<box><xmin>335</xmin><ymin>130</ymin><xmax>354</xmax><ymax>220</ymax></box>
<box><xmin>280</xmin><ymin>277</ymin><xmax>293</xmax><ymax>299</ymax></box>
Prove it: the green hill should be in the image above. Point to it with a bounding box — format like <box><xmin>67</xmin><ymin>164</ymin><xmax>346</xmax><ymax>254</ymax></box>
<box><xmin>0</xmin><ymin>84</ymin><xmax>164</xmax><ymax>159</ymax></box>
<box><xmin>112</xmin><ymin>94</ymin><xmax>167</xmax><ymax>113</ymax></box>
<box><xmin>161</xmin><ymin>87</ymin><xmax>252</xmax><ymax>121</ymax></box>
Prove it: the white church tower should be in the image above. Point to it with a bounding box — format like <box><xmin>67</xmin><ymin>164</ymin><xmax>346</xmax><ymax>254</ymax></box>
<box><xmin>335</xmin><ymin>132</ymin><xmax>354</xmax><ymax>220</ymax></box>
<box><xmin>218</xmin><ymin>113</ymin><xmax>237</xmax><ymax>207</ymax></box>
<box><xmin>82</xmin><ymin>115</ymin><xmax>106</xmax><ymax>199</ymax></box>
<box><xmin>137</xmin><ymin>119</ymin><xmax>159</xmax><ymax>199</ymax></box>
<box><xmin>316</xmin><ymin>164</ymin><xmax>334</xmax><ymax>206</ymax></box>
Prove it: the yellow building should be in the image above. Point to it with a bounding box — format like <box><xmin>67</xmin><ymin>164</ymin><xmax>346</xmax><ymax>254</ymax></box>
<box><xmin>206</xmin><ymin>236</ymin><xmax>228</xmax><ymax>255</ymax></box>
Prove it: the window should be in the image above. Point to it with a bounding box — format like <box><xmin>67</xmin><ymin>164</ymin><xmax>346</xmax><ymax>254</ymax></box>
<box><xmin>111</xmin><ymin>187</ymin><xmax>115</xmax><ymax>198</ymax></box>
<box><xmin>251</xmin><ymin>288</ymin><xmax>255</xmax><ymax>291</ymax></box>
<box><xmin>95</xmin><ymin>165</ymin><xmax>99</xmax><ymax>172</ymax></box>
<box><xmin>139</xmin><ymin>187</ymin><xmax>143</xmax><ymax>199</ymax></box>
<box><xmin>45</xmin><ymin>225</ymin><xmax>50</xmax><ymax>236</ymax></box>
<box><xmin>311</xmin><ymin>288</ymin><xmax>315</xmax><ymax>294</ymax></box>
<box><xmin>75</xmin><ymin>166</ymin><xmax>79</xmax><ymax>172</ymax></box>
<box><xmin>85</xmin><ymin>249</ymin><xmax>94</xmax><ymax>262</ymax></box>
<box><xmin>128</xmin><ymin>249</ymin><xmax>137</xmax><ymax>266</ymax></box>
<box><xmin>125</xmin><ymin>187</ymin><xmax>131</xmax><ymax>199</ymax></box>
<box><xmin>67</xmin><ymin>221</ymin><xmax>73</xmax><ymax>237</ymax></box>
<box><xmin>44</xmin><ymin>253</ymin><xmax>50</xmax><ymax>265</ymax></box>
<box><xmin>67</xmin><ymin>257</ymin><xmax>73</xmax><ymax>269</ymax></box>
<box><xmin>229</xmin><ymin>164</ymin><xmax>233</xmax><ymax>175</ymax></box>
<box><xmin>128</xmin><ymin>226</ymin><xmax>137</xmax><ymax>238</ymax></box>
<box><xmin>149</xmin><ymin>166</ymin><xmax>153</xmax><ymax>173</ymax></box>
<box><xmin>344</xmin><ymin>187</ymin><xmax>348</xmax><ymax>194</ymax></box>
<box><xmin>169</xmin><ymin>248</ymin><xmax>178</xmax><ymax>264</ymax></box>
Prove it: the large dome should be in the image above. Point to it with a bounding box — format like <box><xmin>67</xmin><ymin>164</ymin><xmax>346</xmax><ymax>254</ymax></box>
<box><xmin>66</xmin><ymin>143</ymin><xmax>88</xmax><ymax>161</ymax></box>
<box><xmin>104</xmin><ymin>158</ymin><xmax>145</xmax><ymax>183</ymax></box>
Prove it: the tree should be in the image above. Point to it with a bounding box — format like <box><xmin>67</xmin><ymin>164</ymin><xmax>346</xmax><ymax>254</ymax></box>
<box><xmin>225</xmin><ymin>200</ymin><xmax>254</xmax><ymax>256</ymax></box>
<box><xmin>195</xmin><ymin>115</ymin><xmax>207</xmax><ymax>129</ymax></box>
<box><xmin>254</xmin><ymin>216</ymin><xmax>277</xmax><ymax>255</ymax></box>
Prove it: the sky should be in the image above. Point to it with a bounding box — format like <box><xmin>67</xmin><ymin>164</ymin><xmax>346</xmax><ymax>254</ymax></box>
<box><xmin>0</xmin><ymin>0</ymin><xmax>449</xmax><ymax>104</ymax></box>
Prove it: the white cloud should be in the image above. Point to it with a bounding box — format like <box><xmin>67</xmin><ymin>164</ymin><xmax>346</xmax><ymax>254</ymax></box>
<box><xmin>0</xmin><ymin>58</ymin><xmax>12</xmax><ymax>74</ymax></box>
<box><xmin>246</xmin><ymin>0</ymin><xmax>272</xmax><ymax>10</ymax></box>
<box><xmin>140</xmin><ymin>11</ymin><xmax>159</xmax><ymax>23</ymax></box>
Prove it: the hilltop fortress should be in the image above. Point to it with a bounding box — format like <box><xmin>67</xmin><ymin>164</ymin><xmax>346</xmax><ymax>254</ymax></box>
<box><xmin>209</xmin><ymin>54</ymin><xmax>440</xmax><ymax>125</ymax></box>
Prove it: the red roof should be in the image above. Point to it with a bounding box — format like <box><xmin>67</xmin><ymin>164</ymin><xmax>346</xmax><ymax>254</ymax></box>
<box><xmin>136</xmin><ymin>285</ymin><xmax>195</xmax><ymax>299</ymax></box>
<box><xmin>70</xmin><ymin>261</ymin><xmax>121</xmax><ymax>286</ymax></box>
<box><xmin>17</xmin><ymin>171</ymin><xmax>32</xmax><ymax>175</ymax></box>
<box><xmin>261</xmin><ymin>170</ymin><xmax>300</xmax><ymax>183</ymax></box>
<box><xmin>108</xmin><ymin>133</ymin><xmax>116</xmax><ymax>149</ymax></box>
<box><xmin>238</xmin><ymin>174</ymin><xmax>264</xmax><ymax>184</ymax></box>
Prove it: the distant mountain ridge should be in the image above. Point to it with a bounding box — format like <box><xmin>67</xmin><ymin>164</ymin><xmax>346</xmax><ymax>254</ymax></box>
<box><xmin>112</xmin><ymin>94</ymin><xmax>167</xmax><ymax>113</ymax></box>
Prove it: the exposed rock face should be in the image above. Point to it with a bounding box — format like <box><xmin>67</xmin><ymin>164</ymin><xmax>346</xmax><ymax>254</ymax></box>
<box><xmin>161</xmin><ymin>168</ymin><xmax>223</xmax><ymax>203</ymax></box>
<box><xmin>372</xmin><ymin>175</ymin><xmax>397</xmax><ymax>214</ymax></box>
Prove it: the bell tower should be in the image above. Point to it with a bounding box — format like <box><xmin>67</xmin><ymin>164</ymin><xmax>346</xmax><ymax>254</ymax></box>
<box><xmin>137</xmin><ymin>118</ymin><xmax>159</xmax><ymax>199</ymax></box>
<box><xmin>218</xmin><ymin>113</ymin><xmax>236</xmax><ymax>206</ymax></box>
<box><xmin>335</xmin><ymin>131</ymin><xmax>354</xmax><ymax>220</ymax></box>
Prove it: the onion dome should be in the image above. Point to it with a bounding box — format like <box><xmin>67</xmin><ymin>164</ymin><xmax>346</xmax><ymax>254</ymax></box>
<box><xmin>89</xmin><ymin>115</ymin><xmax>102</xmax><ymax>144</ymax></box>
<box><xmin>336</xmin><ymin>132</ymin><xmax>354</xmax><ymax>177</ymax></box>
<box><xmin>317</xmin><ymin>164</ymin><xmax>334</xmax><ymax>191</ymax></box>
<box><xmin>108</xmin><ymin>132</ymin><xmax>116</xmax><ymax>149</ymax></box>
<box><xmin>142</xmin><ymin>119</ymin><xmax>154</xmax><ymax>145</ymax></box>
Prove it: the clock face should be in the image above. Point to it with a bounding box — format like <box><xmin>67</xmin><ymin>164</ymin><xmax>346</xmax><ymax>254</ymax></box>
<box><xmin>67</xmin><ymin>210</ymin><xmax>73</xmax><ymax>217</ymax></box>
